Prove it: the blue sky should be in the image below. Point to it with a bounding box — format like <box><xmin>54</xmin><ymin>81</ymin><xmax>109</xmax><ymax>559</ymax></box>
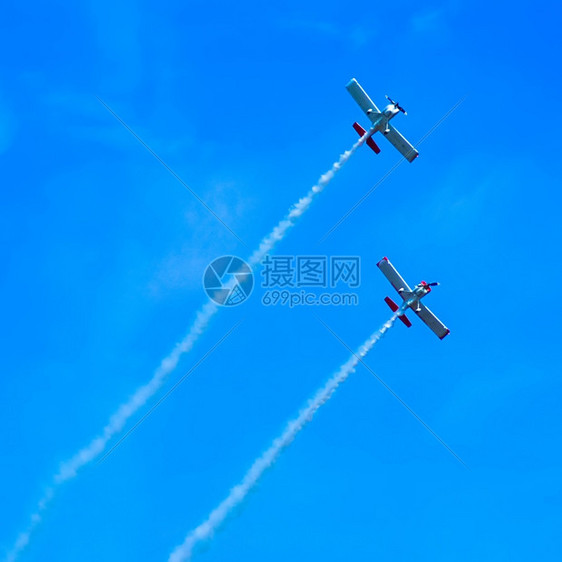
<box><xmin>1</xmin><ymin>0</ymin><xmax>562</xmax><ymax>560</ymax></box>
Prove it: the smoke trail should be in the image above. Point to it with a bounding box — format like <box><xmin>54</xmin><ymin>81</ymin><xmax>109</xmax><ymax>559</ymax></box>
<box><xmin>4</xmin><ymin>301</ymin><xmax>218</xmax><ymax>562</ymax></box>
<box><xmin>3</xmin><ymin>488</ymin><xmax>54</xmax><ymax>562</ymax></box>
<box><xmin>4</xmin><ymin>128</ymin><xmax>375</xmax><ymax>561</ymax></box>
<box><xmin>168</xmin><ymin>310</ymin><xmax>400</xmax><ymax>562</ymax></box>
<box><xmin>247</xmin><ymin>128</ymin><xmax>374</xmax><ymax>267</ymax></box>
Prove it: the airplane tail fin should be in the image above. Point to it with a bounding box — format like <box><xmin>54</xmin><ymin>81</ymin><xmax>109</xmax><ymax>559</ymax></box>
<box><xmin>384</xmin><ymin>297</ymin><xmax>412</xmax><ymax>327</ymax></box>
<box><xmin>352</xmin><ymin>122</ymin><xmax>381</xmax><ymax>154</ymax></box>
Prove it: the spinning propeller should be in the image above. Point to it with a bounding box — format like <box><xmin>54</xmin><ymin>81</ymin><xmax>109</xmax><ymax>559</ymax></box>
<box><xmin>385</xmin><ymin>95</ymin><xmax>407</xmax><ymax>115</ymax></box>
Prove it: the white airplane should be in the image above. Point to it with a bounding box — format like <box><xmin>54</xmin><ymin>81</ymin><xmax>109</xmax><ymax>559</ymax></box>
<box><xmin>346</xmin><ymin>78</ymin><xmax>419</xmax><ymax>163</ymax></box>
<box><xmin>377</xmin><ymin>257</ymin><xmax>449</xmax><ymax>340</ymax></box>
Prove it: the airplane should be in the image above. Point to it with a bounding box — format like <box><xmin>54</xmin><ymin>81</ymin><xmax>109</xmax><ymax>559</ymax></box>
<box><xmin>346</xmin><ymin>78</ymin><xmax>419</xmax><ymax>163</ymax></box>
<box><xmin>377</xmin><ymin>257</ymin><xmax>449</xmax><ymax>340</ymax></box>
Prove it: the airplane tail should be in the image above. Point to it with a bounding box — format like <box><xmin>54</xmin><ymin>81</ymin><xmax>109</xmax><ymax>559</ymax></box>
<box><xmin>384</xmin><ymin>297</ymin><xmax>412</xmax><ymax>327</ymax></box>
<box><xmin>352</xmin><ymin>122</ymin><xmax>381</xmax><ymax>154</ymax></box>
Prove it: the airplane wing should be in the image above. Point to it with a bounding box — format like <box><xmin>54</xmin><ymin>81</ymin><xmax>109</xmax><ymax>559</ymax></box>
<box><xmin>377</xmin><ymin>257</ymin><xmax>412</xmax><ymax>297</ymax></box>
<box><xmin>346</xmin><ymin>78</ymin><xmax>381</xmax><ymax>123</ymax></box>
<box><xmin>411</xmin><ymin>301</ymin><xmax>450</xmax><ymax>340</ymax></box>
<box><xmin>383</xmin><ymin>124</ymin><xmax>419</xmax><ymax>163</ymax></box>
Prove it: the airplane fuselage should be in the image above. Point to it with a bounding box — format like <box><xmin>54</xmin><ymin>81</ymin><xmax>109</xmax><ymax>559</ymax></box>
<box><xmin>369</xmin><ymin>104</ymin><xmax>400</xmax><ymax>133</ymax></box>
<box><xmin>412</xmin><ymin>282</ymin><xmax>432</xmax><ymax>298</ymax></box>
<box><xmin>400</xmin><ymin>282</ymin><xmax>432</xmax><ymax>312</ymax></box>
<box><xmin>383</xmin><ymin>104</ymin><xmax>400</xmax><ymax>119</ymax></box>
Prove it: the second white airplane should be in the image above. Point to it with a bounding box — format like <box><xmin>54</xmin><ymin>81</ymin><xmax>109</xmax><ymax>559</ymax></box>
<box><xmin>377</xmin><ymin>257</ymin><xmax>449</xmax><ymax>340</ymax></box>
<box><xmin>347</xmin><ymin>78</ymin><xmax>419</xmax><ymax>163</ymax></box>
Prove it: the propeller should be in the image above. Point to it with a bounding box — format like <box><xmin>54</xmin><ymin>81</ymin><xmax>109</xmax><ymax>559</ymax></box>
<box><xmin>427</xmin><ymin>282</ymin><xmax>440</xmax><ymax>287</ymax></box>
<box><xmin>385</xmin><ymin>95</ymin><xmax>407</xmax><ymax>115</ymax></box>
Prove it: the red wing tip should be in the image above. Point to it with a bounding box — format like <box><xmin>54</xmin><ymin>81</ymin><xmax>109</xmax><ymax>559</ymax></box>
<box><xmin>377</xmin><ymin>257</ymin><xmax>389</xmax><ymax>267</ymax></box>
<box><xmin>439</xmin><ymin>329</ymin><xmax>450</xmax><ymax>340</ymax></box>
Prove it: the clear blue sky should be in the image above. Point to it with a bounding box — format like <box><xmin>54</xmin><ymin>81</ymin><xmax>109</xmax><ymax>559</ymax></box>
<box><xmin>1</xmin><ymin>1</ymin><xmax>561</xmax><ymax>560</ymax></box>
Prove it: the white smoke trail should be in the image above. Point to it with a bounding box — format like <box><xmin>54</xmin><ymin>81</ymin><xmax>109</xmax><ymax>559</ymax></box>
<box><xmin>4</xmin><ymin>300</ymin><xmax>218</xmax><ymax>562</ymax></box>
<box><xmin>4</xmin><ymin>128</ymin><xmax>375</xmax><ymax>561</ymax></box>
<box><xmin>168</xmin><ymin>310</ymin><xmax>400</xmax><ymax>562</ymax></box>
<box><xmin>3</xmin><ymin>488</ymin><xmax>54</xmax><ymax>562</ymax></box>
<box><xmin>247</xmin><ymin>128</ymin><xmax>374</xmax><ymax>267</ymax></box>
